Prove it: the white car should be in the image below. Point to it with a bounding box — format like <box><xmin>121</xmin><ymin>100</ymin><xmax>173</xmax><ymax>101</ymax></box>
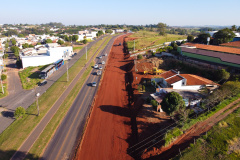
<box><xmin>102</xmin><ymin>61</ymin><xmax>105</xmax><ymax>64</ymax></box>
<box><xmin>94</xmin><ymin>64</ymin><xmax>98</xmax><ymax>69</ymax></box>
<box><xmin>99</xmin><ymin>66</ymin><xmax>103</xmax><ymax>70</ymax></box>
<box><xmin>97</xmin><ymin>70</ymin><xmax>102</xmax><ymax>76</ymax></box>
<box><xmin>92</xmin><ymin>82</ymin><xmax>97</xmax><ymax>87</ymax></box>
<box><xmin>99</xmin><ymin>56</ymin><xmax>102</xmax><ymax>59</ymax></box>
<box><xmin>105</xmin><ymin>53</ymin><xmax>107</xmax><ymax>56</ymax></box>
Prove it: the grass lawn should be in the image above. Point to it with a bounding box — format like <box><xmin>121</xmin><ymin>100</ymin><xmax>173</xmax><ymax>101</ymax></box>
<box><xmin>26</xmin><ymin>36</ymin><xmax>112</xmax><ymax>159</ymax></box>
<box><xmin>174</xmin><ymin>106</ymin><xmax>240</xmax><ymax>160</ymax></box>
<box><xmin>127</xmin><ymin>30</ymin><xmax>187</xmax><ymax>51</ymax></box>
<box><xmin>0</xmin><ymin>36</ymin><xmax>112</xmax><ymax>160</ymax></box>
<box><xmin>18</xmin><ymin>65</ymin><xmax>49</xmax><ymax>89</ymax></box>
<box><xmin>73</xmin><ymin>46</ymin><xmax>84</xmax><ymax>52</ymax></box>
<box><xmin>0</xmin><ymin>82</ymin><xmax>8</xmax><ymax>99</ymax></box>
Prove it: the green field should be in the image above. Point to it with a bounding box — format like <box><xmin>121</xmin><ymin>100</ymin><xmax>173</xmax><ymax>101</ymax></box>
<box><xmin>126</xmin><ymin>31</ymin><xmax>187</xmax><ymax>51</ymax></box>
<box><xmin>0</xmin><ymin>36</ymin><xmax>111</xmax><ymax>160</ymax></box>
<box><xmin>174</xmin><ymin>106</ymin><xmax>240</xmax><ymax>160</ymax></box>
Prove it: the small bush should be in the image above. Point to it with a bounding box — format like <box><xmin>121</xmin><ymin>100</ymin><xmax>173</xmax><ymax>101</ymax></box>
<box><xmin>137</xmin><ymin>54</ymin><xmax>143</xmax><ymax>60</ymax></box>
<box><xmin>142</xmin><ymin>85</ymin><xmax>145</xmax><ymax>91</ymax></box>
<box><xmin>152</xmin><ymin>52</ymin><xmax>156</xmax><ymax>56</ymax></box>
<box><xmin>151</xmin><ymin>100</ymin><xmax>158</xmax><ymax>110</ymax></box>
<box><xmin>1</xmin><ymin>74</ymin><xmax>7</xmax><ymax>81</ymax></box>
<box><xmin>14</xmin><ymin>106</ymin><xmax>26</xmax><ymax>119</ymax></box>
<box><xmin>3</xmin><ymin>54</ymin><xmax>8</xmax><ymax>59</ymax></box>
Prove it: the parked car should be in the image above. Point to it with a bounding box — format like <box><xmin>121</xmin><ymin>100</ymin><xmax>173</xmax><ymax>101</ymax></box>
<box><xmin>39</xmin><ymin>80</ymin><xmax>47</xmax><ymax>86</ymax></box>
<box><xmin>94</xmin><ymin>64</ymin><xmax>98</xmax><ymax>69</ymax></box>
<box><xmin>92</xmin><ymin>82</ymin><xmax>97</xmax><ymax>87</ymax></box>
<box><xmin>97</xmin><ymin>70</ymin><xmax>102</xmax><ymax>76</ymax></box>
<box><xmin>99</xmin><ymin>66</ymin><xmax>103</xmax><ymax>70</ymax></box>
<box><xmin>102</xmin><ymin>61</ymin><xmax>105</xmax><ymax>64</ymax></box>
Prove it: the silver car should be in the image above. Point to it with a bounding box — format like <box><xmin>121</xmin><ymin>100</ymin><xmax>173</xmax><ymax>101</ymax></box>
<box><xmin>94</xmin><ymin>64</ymin><xmax>98</xmax><ymax>69</ymax></box>
<box><xmin>92</xmin><ymin>82</ymin><xmax>97</xmax><ymax>87</ymax></box>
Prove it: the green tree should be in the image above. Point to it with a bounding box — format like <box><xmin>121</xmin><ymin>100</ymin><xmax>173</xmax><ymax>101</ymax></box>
<box><xmin>72</xmin><ymin>35</ymin><xmax>79</xmax><ymax>42</ymax></box>
<box><xmin>4</xmin><ymin>43</ymin><xmax>9</xmax><ymax>49</ymax></box>
<box><xmin>64</xmin><ymin>35</ymin><xmax>69</xmax><ymax>41</ymax></box>
<box><xmin>18</xmin><ymin>34</ymin><xmax>24</xmax><ymax>37</ymax></box>
<box><xmin>29</xmin><ymin>44</ymin><xmax>34</xmax><ymax>48</ymax></box>
<box><xmin>217</xmin><ymin>69</ymin><xmax>230</xmax><ymax>82</ymax></box>
<box><xmin>187</xmin><ymin>35</ymin><xmax>194</xmax><ymax>42</ymax></box>
<box><xmin>157</xmin><ymin>22</ymin><xmax>167</xmax><ymax>35</ymax></box>
<box><xmin>105</xmin><ymin>29</ymin><xmax>113</xmax><ymax>34</ymax></box>
<box><xmin>231</xmin><ymin>25</ymin><xmax>237</xmax><ymax>31</ymax></box>
<box><xmin>82</xmin><ymin>39</ymin><xmax>88</xmax><ymax>44</ymax></box>
<box><xmin>160</xmin><ymin>92</ymin><xmax>185</xmax><ymax>115</ymax></box>
<box><xmin>166</xmin><ymin>46</ymin><xmax>173</xmax><ymax>53</ymax></box>
<box><xmin>14</xmin><ymin>106</ymin><xmax>26</xmax><ymax>119</ymax></box>
<box><xmin>10</xmin><ymin>46</ymin><xmax>20</xmax><ymax>57</ymax></box>
<box><xmin>1</xmin><ymin>74</ymin><xmax>7</xmax><ymax>81</ymax></box>
<box><xmin>97</xmin><ymin>30</ymin><xmax>104</xmax><ymax>37</ymax></box>
<box><xmin>197</xmin><ymin>33</ymin><xmax>210</xmax><ymax>44</ymax></box>
<box><xmin>45</xmin><ymin>39</ymin><xmax>52</xmax><ymax>43</ymax></box>
<box><xmin>22</xmin><ymin>43</ymin><xmax>29</xmax><ymax>49</ymax></box>
<box><xmin>37</xmin><ymin>42</ymin><xmax>41</xmax><ymax>45</ymax></box>
<box><xmin>151</xmin><ymin>100</ymin><xmax>158</xmax><ymax>110</ymax></box>
<box><xmin>11</xmin><ymin>39</ymin><xmax>16</xmax><ymax>45</ymax></box>
<box><xmin>137</xmin><ymin>54</ymin><xmax>143</xmax><ymax>60</ymax></box>
<box><xmin>213</xmin><ymin>28</ymin><xmax>235</xmax><ymax>45</ymax></box>
<box><xmin>57</xmin><ymin>39</ymin><xmax>64</xmax><ymax>45</ymax></box>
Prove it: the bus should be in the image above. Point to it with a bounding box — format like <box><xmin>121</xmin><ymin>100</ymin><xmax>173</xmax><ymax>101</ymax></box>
<box><xmin>54</xmin><ymin>59</ymin><xmax>64</xmax><ymax>70</ymax></box>
<box><xmin>39</xmin><ymin>65</ymin><xmax>56</xmax><ymax>79</ymax></box>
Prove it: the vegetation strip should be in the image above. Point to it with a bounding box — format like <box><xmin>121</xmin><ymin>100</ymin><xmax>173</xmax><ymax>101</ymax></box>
<box><xmin>26</xmin><ymin>37</ymin><xmax>112</xmax><ymax>159</ymax></box>
<box><xmin>0</xmin><ymin>36</ymin><xmax>110</xmax><ymax>160</ymax></box>
<box><xmin>174</xmin><ymin>105</ymin><xmax>240</xmax><ymax>159</ymax></box>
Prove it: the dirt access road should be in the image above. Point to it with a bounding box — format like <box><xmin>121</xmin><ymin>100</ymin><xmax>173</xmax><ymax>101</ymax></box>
<box><xmin>75</xmin><ymin>34</ymin><xmax>134</xmax><ymax>160</ymax></box>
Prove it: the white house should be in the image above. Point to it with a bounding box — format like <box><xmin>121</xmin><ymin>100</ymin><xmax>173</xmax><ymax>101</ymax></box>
<box><xmin>20</xmin><ymin>46</ymin><xmax>73</xmax><ymax>68</ymax></box>
<box><xmin>153</xmin><ymin>70</ymin><xmax>218</xmax><ymax>91</ymax></box>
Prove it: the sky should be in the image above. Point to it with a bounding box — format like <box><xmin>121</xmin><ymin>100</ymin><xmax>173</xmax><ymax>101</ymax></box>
<box><xmin>1</xmin><ymin>0</ymin><xmax>240</xmax><ymax>26</ymax></box>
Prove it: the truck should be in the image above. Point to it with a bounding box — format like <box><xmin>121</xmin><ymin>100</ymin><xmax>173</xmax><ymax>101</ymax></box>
<box><xmin>144</xmin><ymin>67</ymin><xmax>163</xmax><ymax>75</ymax></box>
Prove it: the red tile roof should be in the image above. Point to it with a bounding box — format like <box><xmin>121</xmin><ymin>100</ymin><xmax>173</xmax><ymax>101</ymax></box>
<box><xmin>220</xmin><ymin>41</ymin><xmax>240</xmax><ymax>48</ymax></box>
<box><xmin>165</xmin><ymin>75</ymin><xmax>184</xmax><ymax>84</ymax></box>
<box><xmin>185</xmin><ymin>43</ymin><xmax>240</xmax><ymax>55</ymax></box>
<box><xmin>160</xmin><ymin>70</ymin><xmax>177</xmax><ymax>79</ymax></box>
<box><xmin>180</xmin><ymin>74</ymin><xmax>218</xmax><ymax>86</ymax></box>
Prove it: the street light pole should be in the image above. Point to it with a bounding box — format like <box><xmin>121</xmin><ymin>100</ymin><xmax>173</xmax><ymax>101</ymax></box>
<box><xmin>0</xmin><ymin>71</ymin><xmax>4</xmax><ymax>94</ymax></box>
<box><xmin>86</xmin><ymin>46</ymin><xmax>87</xmax><ymax>60</ymax></box>
<box><xmin>35</xmin><ymin>87</ymin><xmax>40</xmax><ymax>116</ymax></box>
<box><xmin>134</xmin><ymin>40</ymin><xmax>135</xmax><ymax>52</ymax></box>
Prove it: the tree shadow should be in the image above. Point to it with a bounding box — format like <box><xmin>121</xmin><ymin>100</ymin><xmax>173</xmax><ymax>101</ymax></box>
<box><xmin>1</xmin><ymin>111</ymin><xmax>14</xmax><ymax>119</ymax></box>
<box><xmin>0</xmin><ymin>149</ymin><xmax>42</xmax><ymax>160</ymax></box>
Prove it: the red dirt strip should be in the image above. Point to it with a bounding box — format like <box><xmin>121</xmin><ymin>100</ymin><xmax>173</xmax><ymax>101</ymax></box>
<box><xmin>75</xmin><ymin>34</ymin><xmax>134</xmax><ymax>160</ymax></box>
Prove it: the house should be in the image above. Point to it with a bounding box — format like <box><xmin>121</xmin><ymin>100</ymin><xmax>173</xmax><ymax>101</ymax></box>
<box><xmin>152</xmin><ymin>70</ymin><xmax>218</xmax><ymax>91</ymax></box>
<box><xmin>178</xmin><ymin>43</ymin><xmax>240</xmax><ymax>70</ymax></box>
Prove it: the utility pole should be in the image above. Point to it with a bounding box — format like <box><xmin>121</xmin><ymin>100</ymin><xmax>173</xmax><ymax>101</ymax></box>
<box><xmin>86</xmin><ymin>46</ymin><xmax>87</xmax><ymax>60</ymax></box>
<box><xmin>133</xmin><ymin>40</ymin><xmax>135</xmax><ymax>52</ymax></box>
<box><xmin>67</xmin><ymin>59</ymin><xmax>69</xmax><ymax>82</ymax></box>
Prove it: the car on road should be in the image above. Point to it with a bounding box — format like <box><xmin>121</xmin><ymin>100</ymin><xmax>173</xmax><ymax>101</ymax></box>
<box><xmin>94</xmin><ymin>64</ymin><xmax>98</xmax><ymax>69</ymax></box>
<box><xmin>39</xmin><ymin>80</ymin><xmax>47</xmax><ymax>86</ymax></box>
<box><xmin>92</xmin><ymin>82</ymin><xmax>97</xmax><ymax>87</ymax></box>
<box><xmin>104</xmin><ymin>53</ymin><xmax>107</xmax><ymax>56</ymax></box>
<box><xmin>102</xmin><ymin>61</ymin><xmax>105</xmax><ymax>64</ymax></box>
<box><xmin>97</xmin><ymin>70</ymin><xmax>102</xmax><ymax>76</ymax></box>
<box><xmin>99</xmin><ymin>66</ymin><xmax>103</xmax><ymax>70</ymax></box>
<box><xmin>99</xmin><ymin>56</ymin><xmax>102</xmax><ymax>59</ymax></box>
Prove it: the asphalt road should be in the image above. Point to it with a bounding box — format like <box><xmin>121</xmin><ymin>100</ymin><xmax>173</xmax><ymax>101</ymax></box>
<box><xmin>41</xmin><ymin>36</ymin><xmax>118</xmax><ymax>160</ymax></box>
<box><xmin>0</xmin><ymin>36</ymin><xmax>105</xmax><ymax>134</ymax></box>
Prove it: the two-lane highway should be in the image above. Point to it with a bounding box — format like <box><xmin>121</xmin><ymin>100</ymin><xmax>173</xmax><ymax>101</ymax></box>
<box><xmin>41</xmin><ymin>35</ymin><xmax>118</xmax><ymax>160</ymax></box>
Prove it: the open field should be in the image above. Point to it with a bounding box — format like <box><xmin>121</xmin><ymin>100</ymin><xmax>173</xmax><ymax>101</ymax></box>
<box><xmin>73</xmin><ymin>46</ymin><xmax>84</xmax><ymax>52</ymax></box>
<box><xmin>25</xmin><ymin>37</ymin><xmax>112</xmax><ymax>159</ymax></box>
<box><xmin>126</xmin><ymin>31</ymin><xmax>187</xmax><ymax>51</ymax></box>
<box><xmin>0</xmin><ymin>36</ymin><xmax>111</xmax><ymax>160</ymax></box>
